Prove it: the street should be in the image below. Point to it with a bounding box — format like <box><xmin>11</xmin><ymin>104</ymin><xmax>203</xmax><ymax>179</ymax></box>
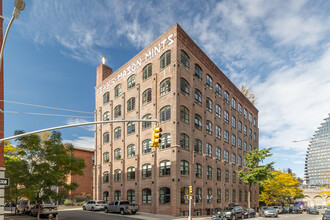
<box><xmin>4</xmin><ymin>209</ymin><xmax>325</xmax><ymax>220</ymax></box>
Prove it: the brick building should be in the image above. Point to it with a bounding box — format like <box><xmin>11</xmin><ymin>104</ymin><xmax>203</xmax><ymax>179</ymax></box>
<box><xmin>94</xmin><ymin>24</ymin><xmax>259</xmax><ymax>216</ymax></box>
<box><xmin>66</xmin><ymin>147</ymin><xmax>94</xmax><ymax>198</ymax></box>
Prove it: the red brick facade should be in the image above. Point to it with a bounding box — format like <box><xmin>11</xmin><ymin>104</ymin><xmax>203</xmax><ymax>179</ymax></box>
<box><xmin>0</xmin><ymin>0</ymin><xmax>4</xmax><ymax>167</ymax></box>
<box><xmin>67</xmin><ymin>147</ymin><xmax>94</xmax><ymax>198</ymax></box>
<box><xmin>94</xmin><ymin>24</ymin><xmax>259</xmax><ymax>216</ymax></box>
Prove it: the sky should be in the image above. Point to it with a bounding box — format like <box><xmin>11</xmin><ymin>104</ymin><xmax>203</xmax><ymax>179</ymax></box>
<box><xmin>2</xmin><ymin>0</ymin><xmax>330</xmax><ymax>178</ymax></box>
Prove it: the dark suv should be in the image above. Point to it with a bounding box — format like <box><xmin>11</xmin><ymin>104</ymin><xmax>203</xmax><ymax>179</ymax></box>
<box><xmin>222</xmin><ymin>206</ymin><xmax>244</xmax><ymax>220</ymax></box>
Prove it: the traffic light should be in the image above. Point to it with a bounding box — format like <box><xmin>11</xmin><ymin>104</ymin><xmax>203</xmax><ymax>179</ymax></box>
<box><xmin>184</xmin><ymin>195</ymin><xmax>189</xmax><ymax>200</ymax></box>
<box><xmin>189</xmin><ymin>185</ymin><xmax>193</xmax><ymax>194</ymax></box>
<box><xmin>151</xmin><ymin>126</ymin><xmax>162</xmax><ymax>147</ymax></box>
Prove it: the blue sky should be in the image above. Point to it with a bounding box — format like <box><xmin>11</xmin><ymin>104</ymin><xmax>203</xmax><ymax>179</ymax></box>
<box><xmin>2</xmin><ymin>0</ymin><xmax>330</xmax><ymax>178</ymax></box>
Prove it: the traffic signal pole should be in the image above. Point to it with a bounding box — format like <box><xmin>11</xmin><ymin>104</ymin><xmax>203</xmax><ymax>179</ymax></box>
<box><xmin>188</xmin><ymin>195</ymin><xmax>192</xmax><ymax>220</ymax></box>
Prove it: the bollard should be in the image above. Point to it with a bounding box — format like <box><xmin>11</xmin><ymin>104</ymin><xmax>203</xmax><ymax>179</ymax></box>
<box><xmin>49</xmin><ymin>214</ymin><xmax>53</xmax><ymax>220</ymax></box>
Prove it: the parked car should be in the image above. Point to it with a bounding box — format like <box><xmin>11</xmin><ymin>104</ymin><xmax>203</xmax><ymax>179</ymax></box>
<box><xmin>17</xmin><ymin>200</ymin><xmax>34</xmax><ymax>214</ymax></box>
<box><xmin>83</xmin><ymin>200</ymin><xmax>106</xmax><ymax>211</ymax></box>
<box><xmin>212</xmin><ymin>214</ymin><xmax>224</xmax><ymax>220</ymax></box>
<box><xmin>104</xmin><ymin>200</ymin><xmax>139</xmax><ymax>215</ymax></box>
<box><xmin>289</xmin><ymin>205</ymin><xmax>302</xmax><ymax>214</ymax></box>
<box><xmin>282</xmin><ymin>206</ymin><xmax>290</xmax><ymax>214</ymax></box>
<box><xmin>222</xmin><ymin>206</ymin><xmax>244</xmax><ymax>220</ymax></box>
<box><xmin>29</xmin><ymin>203</ymin><xmax>58</xmax><ymax>218</ymax></box>
<box><xmin>243</xmin><ymin>208</ymin><xmax>256</xmax><ymax>218</ymax></box>
<box><xmin>259</xmin><ymin>207</ymin><xmax>278</xmax><ymax>218</ymax></box>
<box><xmin>307</xmin><ymin>208</ymin><xmax>319</xmax><ymax>215</ymax></box>
<box><xmin>272</xmin><ymin>206</ymin><xmax>283</xmax><ymax>214</ymax></box>
<box><xmin>323</xmin><ymin>210</ymin><xmax>330</xmax><ymax>220</ymax></box>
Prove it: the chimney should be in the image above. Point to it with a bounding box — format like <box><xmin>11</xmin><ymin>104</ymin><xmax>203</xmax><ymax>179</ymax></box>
<box><xmin>96</xmin><ymin>56</ymin><xmax>112</xmax><ymax>85</ymax></box>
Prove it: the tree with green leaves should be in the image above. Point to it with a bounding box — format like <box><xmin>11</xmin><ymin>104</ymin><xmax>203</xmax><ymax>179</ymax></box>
<box><xmin>238</xmin><ymin>148</ymin><xmax>274</xmax><ymax>208</ymax></box>
<box><xmin>6</xmin><ymin>131</ymin><xmax>85</xmax><ymax>220</ymax></box>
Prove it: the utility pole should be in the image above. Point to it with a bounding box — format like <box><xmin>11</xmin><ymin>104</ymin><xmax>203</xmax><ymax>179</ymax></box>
<box><xmin>188</xmin><ymin>185</ymin><xmax>193</xmax><ymax>220</ymax></box>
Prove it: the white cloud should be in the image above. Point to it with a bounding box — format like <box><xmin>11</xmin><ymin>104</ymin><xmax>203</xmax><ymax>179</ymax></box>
<box><xmin>65</xmin><ymin>118</ymin><xmax>94</xmax><ymax>132</ymax></box>
<box><xmin>63</xmin><ymin>136</ymin><xmax>94</xmax><ymax>150</ymax></box>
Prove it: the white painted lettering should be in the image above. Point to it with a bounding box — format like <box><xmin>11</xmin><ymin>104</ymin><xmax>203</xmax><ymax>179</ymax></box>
<box><xmin>161</xmin><ymin>39</ymin><xmax>167</xmax><ymax>49</ymax></box>
<box><xmin>145</xmin><ymin>50</ymin><xmax>152</xmax><ymax>62</ymax></box>
<box><xmin>168</xmin><ymin>34</ymin><xmax>174</xmax><ymax>45</ymax></box>
<box><xmin>154</xmin><ymin>44</ymin><xmax>160</xmax><ymax>55</ymax></box>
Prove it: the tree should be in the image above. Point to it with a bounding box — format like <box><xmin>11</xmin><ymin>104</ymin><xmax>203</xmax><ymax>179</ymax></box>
<box><xmin>4</xmin><ymin>141</ymin><xmax>26</xmax><ymax>213</ymax></box>
<box><xmin>7</xmin><ymin>131</ymin><xmax>85</xmax><ymax>220</ymax></box>
<box><xmin>238</xmin><ymin>148</ymin><xmax>274</xmax><ymax>208</ymax></box>
<box><xmin>259</xmin><ymin>171</ymin><xmax>304</xmax><ymax>206</ymax></box>
<box><xmin>240</xmin><ymin>85</ymin><xmax>257</xmax><ymax>104</ymax></box>
<box><xmin>321</xmin><ymin>172</ymin><xmax>330</xmax><ymax>205</ymax></box>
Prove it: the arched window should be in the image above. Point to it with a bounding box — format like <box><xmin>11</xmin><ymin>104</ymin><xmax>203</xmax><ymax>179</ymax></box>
<box><xmin>103</xmin><ymin>152</ymin><xmax>109</xmax><ymax>163</ymax></box>
<box><xmin>114</xmin><ymin>148</ymin><xmax>121</xmax><ymax>161</ymax></box>
<box><xmin>160</xmin><ymin>50</ymin><xmax>171</xmax><ymax>70</ymax></box>
<box><xmin>160</xmin><ymin>106</ymin><xmax>171</xmax><ymax>122</ymax></box>
<box><xmin>127</xmin><ymin>167</ymin><xmax>135</xmax><ymax>180</ymax></box>
<box><xmin>142</xmin><ymin>88</ymin><xmax>152</xmax><ymax>105</ymax></box>
<box><xmin>206</xmin><ymin>143</ymin><xmax>212</xmax><ymax>157</ymax></box>
<box><xmin>103</xmin><ymin>171</ymin><xmax>109</xmax><ymax>183</ymax></box>
<box><xmin>194</xmin><ymin>89</ymin><xmax>202</xmax><ymax>105</ymax></box>
<box><xmin>103</xmin><ymin>111</ymin><xmax>110</xmax><ymax>121</ymax></box>
<box><xmin>207</xmin><ymin>166</ymin><xmax>213</xmax><ymax>180</ymax></box>
<box><xmin>232</xmin><ymin>116</ymin><xmax>236</xmax><ymax>128</ymax></box>
<box><xmin>224</xmin><ymin>110</ymin><xmax>229</xmax><ymax>123</ymax></box>
<box><xmin>216</xmin><ymin>126</ymin><xmax>221</xmax><ymax>139</ymax></box>
<box><xmin>127</xmin><ymin>75</ymin><xmax>135</xmax><ymax>90</ymax></box>
<box><xmin>114</xmin><ymin>127</ymin><xmax>121</xmax><ymax>140</ymax></box>
<box><xmin>181</xmin><ymin>160</ymin><xmax>189</xmax><ymax>176</ymax></box>
<box><xmin>103</xmin><ymin>132</ymin><xmax>109</xmax><ymax>144</ymax></box>
<box><xmin>233</xmin><ymin>171</ymin><xmax>236</xmax><ymax>183</ymax></box>
<box><xmin>207</xmin><ymin>188</ymin><xmax>213</xmax><ymax>203</ymax></box>
<box><xmin>180</xmin><ymin>106</ymin><xmax>189</xmax><ymax>123</ymax></box>
<box><xmin>181</xmin><ymin>50</ymin><xmax>190</xmax><ymax>70</ymax></box>
<box><xmin>159</xmin><ymin>160</ymin><xmax>171</xmax><ymax>176</ymax></box>
<box><xmin>180</xmin><ymin>133</ymin><xmax>189</xmax><ymax>151</ymax></box>
<box><xmin>217</xmin><ymin>168</ymin><xmax>221</xmax><ymax>181</ymax></box>
<box><xmin>127</xmin><ymin>122</ymin><xmax>135</xmax><ymax>135</ymax></box>
<box><xmin>114</xmin><ymin>190</ymin><xmax>121</xmax><ymax>201</ymax></box>
<box><xmin>160</xmin><ymin>78</ymin><xmax>171</xmax><ymax>96</ymax></box>
<box><xmin>224</xmin><ymin>91</ymin><xmax>229</xmax><ymax>103</ymax></box>
<box><xmin>103</xmin><ymin>92</ymin><xmax>110</xmax><ymax>104</ymax></box>
<box><xmin>216</xmin><ymin>104</ymin><xmax>221</xmax><ymax>118</ymax></box>
<box><xmin>114</xmin><ymin>84</ymin><xmax>122</xmax><ymax>98</ymax></box>
<box><xmin>238</xmin><ymin>103</ymin><xmax>242</xmax><ymax>113</ymax></box>
<box><xmin>181</xmin><ymin>187</ymin><xmax>189</xmax><ymax>204</ymax></box>
<box><xmin>142</xmin><ymin>114</ymin><xmax>152</xmax><ymax>130</ymax></box>
<box><xmin>206</xmin><ymin>98</ymin><xmax>212</xmax><ymax>112</ymax></box>
<box><xmin>114</xmin><ymin>169</ymin><xmax>121</xmax><ymax>182</ymax></box>
<box><xmin>244</xmin><ymin>108</ymin><xmax>247</xmax><ymax>118</ymax></box>
<box><xmin>232</xmin><ymin>134</ymin><xmax>236</xmax><ymax>146</ymax></box>
<box><xmin>159</xmin><ymin>187</ymin><xmax>171</xmax><ymax>204</ymax></box>
<box><xmin>216</xmin><ymin>83</ymin><xmax>222</xmax><ymax>97</ymax></box>
<box><xmin>127</xmin><ymin>97</ymin><xmax>135</xmax><ymax>112</ymax></box>
<box><xmin>194</xmin><ymin>139</ymin><xmax>202</xmax><ymax>154</ymax></box>
<box><xmin>206</xmin><ymin>74</ymin><xmax>213</xmax><ymax>89</ymax></box>
<box><xmin>103</xmin><ymin>191</ymin><xmax>109</xmax><ymax>202</ymax></box>
<box><xmin>180</xmin><ymin>78</ymin><xmax>190</xmax><ymax>97</ymax></box>
<box><xmin>206</xmin><ymin>120</ymin><xmax>212</xmax><ymax>135</ymax></box>
<box><xmin>143</xmin><ymin>63</ymin><xmax>152</xmax><ymax>81</ymax></box>
<box><xmin>127</xmin><ymin>144</ymin><xmax>135</xmax><ymax>158</ymax></box>
<box><xmin>142</xmin><ymin>188</ymin><xmax>152</xmax><ymax>204</ymax></box>
<box><xmin>231</xmin><ymin>97</ymin><xmax>236</xmax><ymax>109</ymax></box>
<box><xmin>224</xmin><ymin>130</ymin><xmax>229</xmax><ymax>143</ymax></box>
<box><xmin>196</xmin><ymin>188</ymin><xmax>202</xmax><ymax>203</ymax></box>
<box><xmin>216</xmin><ymin>147</ymin><xmax>221</xmax><ymax>160</ymax></box>
<box><xmin>114</xmin><ymin>105</ymin><xmax>121</xmax><ymax>118</ymax></box>
<box><xmin>195</xmin><ymin>163</ymin><xmax>202</xmax><ymax>178</ymax></box>
<box><xmin>127</xmin><ymin>190</ymin><xmax>135</xmax><ymax>204</ymax></box>
<box><xmin>142</xmin><ymin>163</ymin><xmax>152</xmax><ymax>178</ymax></box>
<box><xmin>194</xmin><ymin>64</ymin><xmax>202</xmax><ymax>80</ymax></box>
<box><xmin>217</xmin><ymin>189</ymin><xmax>221</xmax><ymax>203</ymax></box>
<box><xmin>194</xmin><ymin>114</ymin><xmax>202</xmax><ymax>130</ymax></box>
<box><xmin>142</xmin><ymin>139</ymin><xmax>151</xmax><ymax>154</ymax></box>
<box><xmin>160</xmin><ymin>133</ymin><xmax>171</xmax><ymax>149</ymax></box>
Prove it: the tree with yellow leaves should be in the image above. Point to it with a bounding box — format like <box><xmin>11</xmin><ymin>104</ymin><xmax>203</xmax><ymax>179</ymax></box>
<box><xmin>240</xmin><ymin>85</ymin><xmax>257</xmax><ymax>105</ymax></box>
<box><xmin>321</xmin><ymin>172</ymin><xmax>330</xmax><ymax>205</ymax></box>
<box><xmin>260</xmin><ymin>170</ymin><xmax>304</xmax><ymax>206</ymax></box>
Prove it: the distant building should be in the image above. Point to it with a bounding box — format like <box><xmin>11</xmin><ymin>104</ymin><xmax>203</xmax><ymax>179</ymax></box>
<box><xmin>301</xmin><ymin>114</ymin><xmax>330</xmax><ymax>208</ymax></box>
<box><xmin>66</xmin><ymin>147</ymin><xmax>94</xmax><ymax>198</ymax></box>
<box><xmin>93</xmin><ymin>24</ymin><xmax>259</xmax><ymax>216</ymax></box>
<box><xmin>305</xmin><ymin>114</ymin><xmax>330</xmax><ymax>187</ymax></box>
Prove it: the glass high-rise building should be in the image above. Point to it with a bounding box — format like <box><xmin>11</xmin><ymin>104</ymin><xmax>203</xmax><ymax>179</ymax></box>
<box><xmin>305</xmin><ymin>114</ymin><xmax>330</xmax><ymax>187</ymax></box>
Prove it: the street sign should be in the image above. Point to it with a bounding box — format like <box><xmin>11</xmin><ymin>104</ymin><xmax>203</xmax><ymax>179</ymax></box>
<box><xmin>0</xmin><ymin>178</ymin><xmax>9</xmax><ymax>186</ymax></box>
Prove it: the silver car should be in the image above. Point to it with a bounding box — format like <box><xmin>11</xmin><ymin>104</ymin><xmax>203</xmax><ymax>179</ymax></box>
<box><xmin>260</xmin><ymin>207</ymin><xmax>278</xmax><ymax>217</ymax></box>
<box><xmin>29</xmin><ymin>203</ymin><xmax>58</xmax><ymax>218</ymax></box>
<box><xmin>83</xmin><ymin>200</ymin><xmax>105</xmax><ymax>211</ymax></box>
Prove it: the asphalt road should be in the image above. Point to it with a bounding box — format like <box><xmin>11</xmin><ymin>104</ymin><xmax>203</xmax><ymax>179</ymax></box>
<box><xmin>58</xmin><ymin>210</ymin><xmax>143</xmax><ymax>220</ymax></box>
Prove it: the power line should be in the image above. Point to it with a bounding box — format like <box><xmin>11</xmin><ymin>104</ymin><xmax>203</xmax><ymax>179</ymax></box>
<box><xmin>0</xmin><ymin>100</ymin><xmax>93</xmax><ymax>114</ymax></box>
<box><xmin>3</xmin><ymin>110</ymin><xmax>94</xmax><ymax>118</ymax></box>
